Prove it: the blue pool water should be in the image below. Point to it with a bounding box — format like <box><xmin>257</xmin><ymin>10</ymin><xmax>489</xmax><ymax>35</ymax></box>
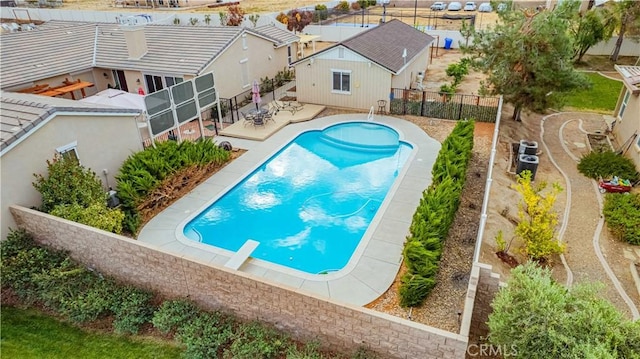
<box><xmin>183</xmin><ymin>122</ymin><xmax>412</xmax><ymax>274</ymax></box>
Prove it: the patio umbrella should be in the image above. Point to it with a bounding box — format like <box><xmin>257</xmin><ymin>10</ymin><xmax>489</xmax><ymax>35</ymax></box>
<box><xmin>251</xmin><ymin>79</ymin><xmax>261</xmax><ymax>111</ymax></box>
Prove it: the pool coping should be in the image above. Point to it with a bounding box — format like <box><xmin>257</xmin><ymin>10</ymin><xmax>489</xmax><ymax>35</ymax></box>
<box><xmin>137</xmin><ymin>114</ymin><xmax>441</xmax><ymax>306</ymax></box>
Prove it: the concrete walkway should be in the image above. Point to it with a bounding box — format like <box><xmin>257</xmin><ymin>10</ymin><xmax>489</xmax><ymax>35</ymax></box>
<box><xmin>540</xmin><ymin>112</ymin><xmax>639</xmax><ymax>319</ymax></box>
<box><xmin>138</xmin><ymin>114</ymin><xmax>441</xmax><ymax>306</ymax></box>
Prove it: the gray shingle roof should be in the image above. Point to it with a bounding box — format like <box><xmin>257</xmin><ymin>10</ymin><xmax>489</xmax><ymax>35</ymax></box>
<box><xmin>341</xmin><ymin>19</ymin><xmax>435</xmax><ymax>74</ymax></box>
<box><xmin>0</xmin><ymin>91</ymin><xmax>140</xmax><ymax>153</ymax></box>
<box><xmin>251</xmin><ymin>24</ymin><xmax>300</xmax><ymax>47</ymax></box>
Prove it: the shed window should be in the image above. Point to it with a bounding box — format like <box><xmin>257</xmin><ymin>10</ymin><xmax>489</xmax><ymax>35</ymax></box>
<box><xmin>56</xmin><ymin>141</ymin><xmax>79</xmax><ymax>163</ymax></box>
<box><xmin>331</xmin><ymin>70</ymin><xmax>351</xmax><ymax>93</ymax></box>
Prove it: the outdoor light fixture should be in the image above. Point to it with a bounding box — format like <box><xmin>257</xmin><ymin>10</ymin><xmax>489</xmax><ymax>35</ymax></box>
<box><xmin>103</xmin><ymin>72</ymin><xmax>108</xmax><ymax>78</ymax></box>
<box><xmin>136</xmin><ymin>78</ymin><xmax>141</xmax><ymax>85</ymax></box>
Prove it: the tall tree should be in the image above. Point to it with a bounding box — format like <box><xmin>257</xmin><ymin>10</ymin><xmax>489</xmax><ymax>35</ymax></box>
<box><xmin>601</xmin><ymin>0</ymin><xmax>640</xmax><ymax>62</ymax></box>
<box><xmin>570</xmin><ymin>8</ymin><xmax>607</xmax><ymax>62</ymax></box>
<box><xmin>463</xmin><ymin>2</ymin><xmax>590</xmax><ymax>121</ymax></box>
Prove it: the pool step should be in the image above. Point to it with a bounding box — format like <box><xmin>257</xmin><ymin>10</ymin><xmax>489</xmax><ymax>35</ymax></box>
<box><xmin>224</xmin><ymin>240</ymin><xmax>260</xmax><ymax>270</ymax></box>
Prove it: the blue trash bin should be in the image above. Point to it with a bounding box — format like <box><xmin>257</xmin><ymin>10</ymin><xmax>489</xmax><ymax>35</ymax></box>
<box><xmin>444</xmin><ymin>37</ymin><xmax>453</xmax><ymax>49</ymax></box>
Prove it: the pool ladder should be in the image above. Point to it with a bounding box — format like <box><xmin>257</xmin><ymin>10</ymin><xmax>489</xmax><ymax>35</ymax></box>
<box><xmin>367</xmin><ymin>106</ymin><xmax>374</xmax><ymax>121</ymax></box>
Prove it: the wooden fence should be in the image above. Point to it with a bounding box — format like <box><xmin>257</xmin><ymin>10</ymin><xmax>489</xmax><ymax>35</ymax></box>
<box><xmin>389</xmin><ymin>88</ymin><xmax>500</xmax><ymax>123</ymax></box>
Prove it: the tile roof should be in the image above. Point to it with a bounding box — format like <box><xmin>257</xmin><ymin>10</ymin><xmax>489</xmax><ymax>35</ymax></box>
<box><xmin>341</xmin><ymin>19</ymin><xmax>435</xmax><ymax>74</ymax></box>
<box><xmin>0</xmin><ymin>91</ymin><xmax>140</xmax><ymax>153</ymax></box>
<box><xmin>0</xmin><ymin>22</ymin><xmax>97</xmax><ymax>88</ymax></box>
<box><xmin>251</xmin><ymin>24</ymin><xmax>300</xmax><ymax>48</ymax></box>
<box><xmin>95</xmin><ymin>24</ymin><xmax>244</xmax><ymax>76</ymax></box>
<box><xmin>615</xmin><ymin>65</ymin><xmax>640</xmax><ymax>94</ymax></box>
<box><xmin>1</xmin><ymin>21</ymin><xmax>298</xmax><ymax>88</ymax></box>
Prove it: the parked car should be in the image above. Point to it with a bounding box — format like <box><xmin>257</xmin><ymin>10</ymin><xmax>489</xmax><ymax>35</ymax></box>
<box><xmin>478</xmin><ymin>2</ymin><xmax>492</xmax><ymax>12</ymax></box>
<box><xmin>431</xmin><ymin>1</ymin><xmax>447</xmax><ymax>10</ymax></box>
<box><xmin>463</xmin><ymin>1</ymin><xmax>476</xmax><ymax>11</ymax></box>
<box><xmin>447</xmin><ymin>1</ymin><xmax>462</xmax><ymax>10</ymax></box>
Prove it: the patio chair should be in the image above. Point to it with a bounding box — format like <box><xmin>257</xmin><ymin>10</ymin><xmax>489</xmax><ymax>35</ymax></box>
<box><xmin>270</xmin><ymin>100</ymin><xmax>286</xmax><ymax>115</ymax></box>
<box><xmin>240</xmin><ymin>111</ymin><xmax>255</xmax><ymax>127</ymax></box>
<box><xmin>283</xmin><ymin>101</ymin><xmax>304</xmax><ymax>115</ymax></box>
<box><xmin>252</xmin><ymin>114</ymin><xmax>265</xmax><ymax>128</ymax></box>
<box><xmin>262</xmin><ymin>106</ymin><xmax>277</xmax><ymax>124</ymax></box>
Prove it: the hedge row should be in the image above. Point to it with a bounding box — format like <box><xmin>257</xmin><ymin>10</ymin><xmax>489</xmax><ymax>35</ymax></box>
<box><xmin>0</xmin><ymin>229</ymin><xmax>377</xmax><ymax>359</ymax></box>
<box><xmin>116</xmin><ymin>138</ymin><xmax>231</xmax><ymax>234</ymax></box>
<box><xmin>399</xmin><ymin>120</ymin><xmax>475</xmax><ymax>307</ymax></box>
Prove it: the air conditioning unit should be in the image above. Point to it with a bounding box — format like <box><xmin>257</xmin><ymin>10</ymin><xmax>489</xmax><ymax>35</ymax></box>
<box><xmin>416</xmin><ymin>71</ymin><xmax>425</xmax><ymax>83</ymax></box>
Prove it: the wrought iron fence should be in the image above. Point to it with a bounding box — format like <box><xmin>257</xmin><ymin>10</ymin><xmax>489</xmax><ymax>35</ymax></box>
<box><xmin>218</xmin><ymin>79</ymin><xmax>296</xmax><ymax>125</ymax></box>
<box><xmin>389</xmin><ymin>88</ymin><xmax>499</xmax><ymax>123</ymax></box>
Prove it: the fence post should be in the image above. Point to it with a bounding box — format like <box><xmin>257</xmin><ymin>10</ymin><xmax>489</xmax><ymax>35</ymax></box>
<box><xmin>403</xmin><ymin>89</ymin><xmax>408</xmax><ymax>115</ymax></box>
<box><xmin>458</xmin><ymin>94</ymin><xmax>464</xmax><ymax>120</ymax></box>
<box><xmin>421</xmin><ymin>90</ymin><xmax>426</xmax><ymax>117</ymax></box>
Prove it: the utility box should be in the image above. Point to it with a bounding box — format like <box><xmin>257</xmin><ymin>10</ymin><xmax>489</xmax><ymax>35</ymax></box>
<box><xmin>107</xmin><ymin>190</ymin><xmax>120</xmax><ymax>208</ymax></box>
<box><xmin>517</xmin><ymin>154</ymin><xmax>539</xmax><ymax>181</ymax></box>
<box><xmin>518</xmin><ymin>140</ymin><xmax>538</xmax><ymax>155</ymax></box>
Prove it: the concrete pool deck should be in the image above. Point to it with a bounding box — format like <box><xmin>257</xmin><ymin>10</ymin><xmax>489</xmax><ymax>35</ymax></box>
<box><xmin>137</xmin><ymin>114</ymin><xmax>441</xmax><ymax>306</ymax></box>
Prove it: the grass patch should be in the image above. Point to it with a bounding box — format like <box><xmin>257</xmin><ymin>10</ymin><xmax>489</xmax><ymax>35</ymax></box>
<box><xmin>564</xmin><ymin>72</ymin><xmax>622</xmax><ymax>112</ymax></box>
<box><xmin>0</xmin><ymin>305</ymin><xmax>183</xmax><ymax>359</ymax></box>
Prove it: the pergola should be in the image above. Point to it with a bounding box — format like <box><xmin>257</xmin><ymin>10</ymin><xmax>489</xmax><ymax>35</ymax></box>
<box><xmin>297</xmin><ymin>34</ymin><xmax>320</xmax><ymax>58</ymax></box>
<box><xmin>18</xmin><ymin>78</ymin><xmax>95</xmax><ymax>100</ymax></box>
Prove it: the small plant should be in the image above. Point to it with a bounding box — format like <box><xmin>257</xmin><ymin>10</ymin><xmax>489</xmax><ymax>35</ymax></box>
<box><xmin>248</xmin><ymin>14</ymin><xmax>259</xmax><ymax>27</ymax></box>
<box><xmin>50</xmin><ymin>203</ymin><xmax>124</xmax><ymax>234</ymax></box>
<box><xmin>204</xmin><ymin>14</ymin><xmax>211</xmax><ymax>25</ymax></box>
<box><xmin>446</xmin><ymin>62</ymin><xmax>470</xmax><ymax>87</ymax></box>
<box><xmin>189</xmin><ymin>17</ymin><xmax>199</xmax><ymax>26</ymax></box>
<box><xmin>334</xmin><ymin>0</ymin><xmax>350</xmax><ymax>13</ymax></box>
<box><xmin>223</xmin><ymin>5</ymin><xmax>245</xmax><ymax>26</ymax></box>
<box><xmin>603</xmin><ymin>193</ymin><xmax>640</xmax><ymax>245</ymax></box>
<box><xmin>495</xmin><ymin>230</ymin><xmax>506</xmax><ymax>252</ymax></box>
<box><xmin>173</xmin><ymin>16</ymin><xmax>180</xmax><ymax>25</ymax></box>
<box><xmin>512</xmin><ymin>170</ymin><xmax>565</xmax><ymax>262</ymax></box>
<box><xmin>111</xmin><ymin>285</ymin><xmax>154</xmax><ymax>334</ymax></box>
<box><xmin>578</xmin><ymin>150</ymin><xmax>639</xmax><ymax>182</ymax></box>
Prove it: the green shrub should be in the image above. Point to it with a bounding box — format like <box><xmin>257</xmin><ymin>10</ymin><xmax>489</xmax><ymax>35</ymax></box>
<box><xmin>577</xmin><ymin>150</ymin><xmax>639</xmax><ymax>181</ymax></box>
<box><xmin>398</xmin><ymin>273</ymin><xmax>436</xmax><ymax>308</ymax></box>
<box><xmin>1</xmin><ymin>228</ymin><xmax>36</xmax><ymax>262</ymax></box>
<box><xmin>399</xmin><ymin>120</ymin><xmax>474</xmax><ymax>307</ymax></box>
<box><xmin>334</xmin><ymin>1</ymin><xmax>350</xmax><ymax>12</ymax></box>
<box><xmin>116</xmin><ymin>138</ymin><xmax>231</xmax><ymax>234</ymax></box>
<box><xmin>445</xmin><ymin>62</ymin><xmax>470</xmax><ymax>87</ymax></box>
<box><xmin>176</xmin><ymin>311</ymin><xmax>235</xmax><ymax>359</ymax></box>
<box><xmin>152</xmin><ymin>299</ymin><xmax>201</xmax><ymax>334</ymax></box>
<box><xmin>603</xmin><ymin>193</ymin><xmax>640</xmax><ymax>245</ymax></box>
<box><xmin>225</xmin><ymin>321</ymin><xmax>288</xmax><ymax>359</ymax></box>
<box><xmin>111</xmin><ymin>286</ymin><xmax>154</xmax><ymax>334</ymax></box>
<box><xmin>50</xmin><ymin>203</ymin><xmax>124</xmax><ymax>234</ymax></box>
<box><xmin>33</xmin><ymin>155</ymin><xmax>107</xmax><ymax>213</ymax></box>
<box><xmin>489</xmin><ymin>262</ymin><xmax>640</xmax><ymax>358</ymax></box>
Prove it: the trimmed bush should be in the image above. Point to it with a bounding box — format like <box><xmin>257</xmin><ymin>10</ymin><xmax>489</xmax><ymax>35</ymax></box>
<box><xmin>33</xmin><ymin>155</ymin><xmax>106</xmax><ymax>213</ymax></box>
<box><xmin>603</xmin><ymin>193</ymin><xmax>640</xmax><ymax>245</ymax></box>
<box><xmin>399</xmin><ymin>120</ymin><xmax>474</xmax><ymax>307</ymax></box>
<box><xmin>50</xmin><ymin>203</ymin><xmax>124</xmax><ymax>234</ymax></box>
<box><xmin>225</xmin><ymin>321</ymin><xmax>288</xmax><ymax>358</ymax></box>
<box><xmin>116</xmin><ymin>138</ymin><xmax>231</xmax><ymax>234</ymax></box>
<box><xmin>577</xmin><ymin>150</ymin><xmax>638</xmax><ymax>182</ymax></box>
<box><xmin>111</xmin><ymin>285</ymin><xmax>154</xmax><ymax>334</ymax></box>
<box><xmin>152</xmin><ymin>299</ymin><xmax>201</xmax><ymax>334</ymax></box>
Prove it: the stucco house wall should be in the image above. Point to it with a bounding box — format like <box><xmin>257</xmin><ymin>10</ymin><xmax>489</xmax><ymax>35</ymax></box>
<box><xmin>294</xmin><ymin>48</ymin><xmax>392</xmax><ymax>111</ymax></box>
<box><xmin>1</xmin><ymin>112</ymin><xmax>142</xmax><ymax>239</ymax></box>
<box><xmin>613</xmin><ymin>88</ymin><xmax>640</xmax><ymax>171</ymax></box>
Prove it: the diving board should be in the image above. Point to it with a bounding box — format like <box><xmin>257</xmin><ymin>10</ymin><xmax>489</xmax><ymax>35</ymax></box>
<box><xmin>224</xmin><ymin>240</ymin><xmax>260</xmax><ymax>270</ymax></box>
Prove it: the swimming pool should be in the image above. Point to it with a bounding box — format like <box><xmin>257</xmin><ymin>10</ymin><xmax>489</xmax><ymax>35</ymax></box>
<box><xmin>183</xmin><ymin>122</ymin><xmax>412</xmax><ymax>274</ymax></box>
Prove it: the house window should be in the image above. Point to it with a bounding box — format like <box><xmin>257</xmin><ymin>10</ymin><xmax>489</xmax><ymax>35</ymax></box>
<box><xmin>287</xmin><ymin>45</ymin><xmax>292</xmax><ymax>64</ymax></box>
<box><xmin>240</xmin><ymin>58</ymin><xmax>249</xmax><ymax>87</ymax></box>
<box><xmin>338</xmin><ymin>47</ymin><xmax>344</xmax><ymax>59</ymax></box>
<box><xmin>144</xmin><ymin>75</ymin><xmax>184</xmax><ymax>94</ymax></box>
<box><xmin>111</xmin><ymin>70</ymin><xmax>128</xmax><ymax>92</ymax></box>
<box><xmin>242</xmin><ymin>34</ymin><xmax>248</xmax><ymax>50</ymax></box>
<box><xmin>331</xmin><ymin>69</ymin><xmax>351</xmax><ymax>93</ymax></box>
<box><xmin>618</xmin><ymin>89</ymin><xmax>630</xmax><ymax>119</ymax></box>
<box><xmin>56</xmin><ymin>141</ymin><xmax>79</xmax><ymax>162</ymax></box>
